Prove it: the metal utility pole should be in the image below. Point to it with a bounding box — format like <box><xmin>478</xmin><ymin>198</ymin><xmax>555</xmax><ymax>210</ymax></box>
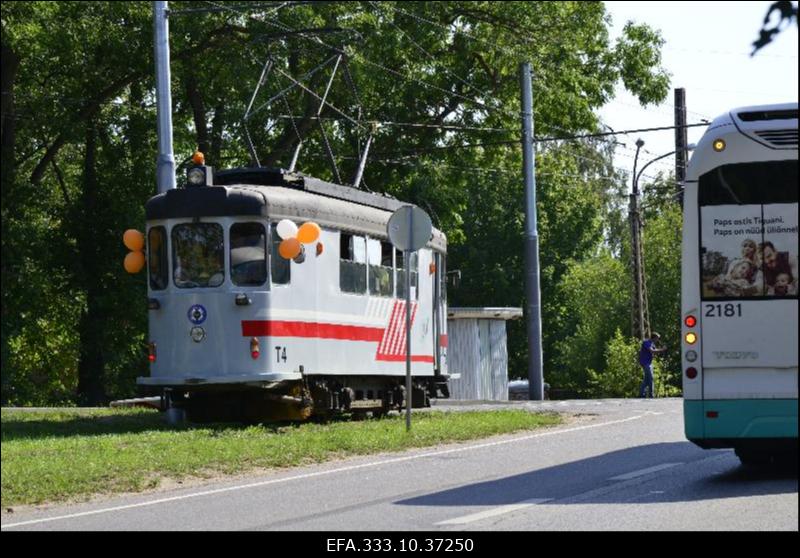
<box><xmin>674</xmin><ymin>88</ymin><xmax>688</xmax><ymax>207</ymax></box>
<box><xmin>520</xmin><ymin>63</ymin><xmax>544</xmax><ymax>401</ymax></box>
<box><xmin>154</xmin><ymin>1</ymin><xmax>176</xmax><ymax>193</ymax></box>
<box><xmin>630</xmin><ymin>139</ymin><xmax>647</xmax><ymax>341</ymax></box>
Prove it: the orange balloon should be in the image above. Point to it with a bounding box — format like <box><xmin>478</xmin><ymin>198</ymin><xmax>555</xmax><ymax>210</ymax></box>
<box><xmin>124</xmin><ymin>251</ymin><xmax>145</xmax><ymax>273</ymax></box>
<box><xmin>297</xmin><ymin>222</ymin><xmax>321</xmax><ymax>244</ymax></box>
<box><xmin>123</xmin><ymin>229</ymin><xmax>145</xmax><ymax>252</ymax></box>
<box><xmin>278</xmin><ymin>238</ymin><xmax>302</xmax><ymax>260</ymax></box>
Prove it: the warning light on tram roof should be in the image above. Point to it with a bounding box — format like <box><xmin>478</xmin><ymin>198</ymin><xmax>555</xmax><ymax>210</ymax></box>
<box><xmin>685</xmin><ymin>332</ymin><xmax>698</xmax><ymax>345</ymax></box>
<box><xmin>713</xmin><ymin>139</ymin><xmax>726</xmax><ymax>152</ymax></box>
<box><xmin>192</xmin><ymin>151</ymin><xmax>205</xmax><ymax>165</ymax></box>
<box><xmin>684</xmin><ymin>315</ymin><xmax>697</xmax><ymax>328</ymax></box>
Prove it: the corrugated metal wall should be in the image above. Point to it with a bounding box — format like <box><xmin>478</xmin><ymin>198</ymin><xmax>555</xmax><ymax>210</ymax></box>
<box><xmin>447</xmin><ymin>318</ymin><xmax>509</xmax><ymax>400</ymax></box>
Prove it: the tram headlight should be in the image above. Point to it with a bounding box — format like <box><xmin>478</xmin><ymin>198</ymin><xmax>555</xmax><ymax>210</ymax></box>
<box><xmin>190</xmin><ymin>326</ymin><xmax>206</xmax><ymax>343</ymax></box>
<box><xmin>187</xmin><ymin>167</ymin><xmax>206</xmax><ymax>186</ymax></box>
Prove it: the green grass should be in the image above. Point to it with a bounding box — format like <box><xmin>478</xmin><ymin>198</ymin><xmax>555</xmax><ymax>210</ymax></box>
<box><xmin>1</xmin><ymin>407</ymin><xmax>561</xmax><ymax>507</ymax></box>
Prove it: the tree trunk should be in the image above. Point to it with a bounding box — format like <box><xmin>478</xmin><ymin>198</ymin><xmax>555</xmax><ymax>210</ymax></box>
<box><xmin>210</xmin><ymin>102</ymin><xmax>225</xmax><ymax>166</ymax></box>
<box><xmin>1</xmin><ymin>41</ymin><xmax>20</xmax><ymax>404</ymax></box>
<box><xmin>186</xmin><ymin>74</ymin><xmax>209</xmax><ymax>155</ymax></box>
<box><xmin>76</xmin><ymin>122</ymin><xmax>106</xmax><ymax>406</ymax></box>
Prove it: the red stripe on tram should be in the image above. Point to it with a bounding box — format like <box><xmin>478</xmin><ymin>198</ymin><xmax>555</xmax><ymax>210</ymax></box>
<box><xmin>242</xmin><ymin>320</ymin><xmax>384</xmax><ymax>342</ymax></box>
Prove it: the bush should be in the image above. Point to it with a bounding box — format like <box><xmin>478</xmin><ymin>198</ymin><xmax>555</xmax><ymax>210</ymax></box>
<box><xmin>587</xmin><ymin>329</ymin><xmax>679</xmax><ymax>398</ymax></box>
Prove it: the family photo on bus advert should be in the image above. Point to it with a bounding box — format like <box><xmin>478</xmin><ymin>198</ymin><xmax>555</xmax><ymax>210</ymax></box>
<box><xmin>701</xmin><ymin>203</ymin><xmax>799</xmax><ymax>298</ymax></box>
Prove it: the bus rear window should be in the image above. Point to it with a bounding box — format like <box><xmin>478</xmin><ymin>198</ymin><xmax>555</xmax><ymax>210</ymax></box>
<box><xmin>699</xmin><ymin>161</ymin><xmax>798</xmax><ymax>299</ymax></box>
<box><xmin>172</xmin><ymin>223</ymin><xmax>225</xmax><ymax>288</ymax></box>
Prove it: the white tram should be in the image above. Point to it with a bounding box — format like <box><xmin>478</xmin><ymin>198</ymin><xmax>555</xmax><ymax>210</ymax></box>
<box><xmin>136</xmin><ymin>165</ymin><xmax>450</xmax><ymax>421</ymax></box>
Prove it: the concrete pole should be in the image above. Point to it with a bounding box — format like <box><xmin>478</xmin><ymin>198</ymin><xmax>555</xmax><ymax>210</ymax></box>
<box><xmin>674</xmin><ymin>88</ymin><xmax>688</xmax><ymax>208</ymax></box>
<box><xmin>520</xmin><ymin>63</ymin><xmax>544</xmax><ymax>401</ymax></box>
<box><xmin>154</xmin><ymin>2</ymin><xmax>176</xmax><ymax>193</ymax></box>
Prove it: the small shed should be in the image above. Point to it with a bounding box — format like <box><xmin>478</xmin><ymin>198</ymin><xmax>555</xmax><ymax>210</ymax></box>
<box><xmin>446</xmin><ymin>307</ymin><xmax>523</xmax><ymax>400</ymax></box>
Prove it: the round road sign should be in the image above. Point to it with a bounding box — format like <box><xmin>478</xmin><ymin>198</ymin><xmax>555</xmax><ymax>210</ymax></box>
<box><xmin>387</xmin><ymin>206</ymin><xmax>432</xmax><ymax>252</ymax></box>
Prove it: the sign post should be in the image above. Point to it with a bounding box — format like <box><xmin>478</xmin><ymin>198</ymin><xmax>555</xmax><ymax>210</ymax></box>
<box><xmin>387</xmin><ymin>206</ymin><xmax>432</xmax><ymax>431</ymax></box>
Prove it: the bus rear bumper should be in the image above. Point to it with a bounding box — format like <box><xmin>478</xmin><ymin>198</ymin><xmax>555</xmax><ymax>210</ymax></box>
<box><xmin>684</xmin><ymin>399</ymin><xmax>798</xmax><ymax>449</ymax></box>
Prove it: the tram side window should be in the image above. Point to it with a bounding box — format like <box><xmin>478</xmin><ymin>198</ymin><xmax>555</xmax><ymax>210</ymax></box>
<box><xmin>438</xmin><ymin>252</ymin><xmax>447</xmax><ymax>302</ymax></box>
<box><xmin>230</xmin><ymin>223</ymin><xmax>267</xmax><ymax>287</ymax></box>
<box><xmin>340</xmin><ymin>233</ymin><xmax>367</xmax><ymax>294</ymax></box>
<box><xmin>396</xmin><ymin>250</ymin><xmax>418</xmax><ymax>300</ymax></box>
<box><xmin>368</xmin><ymin>238</ymin><xmax>394</xmax><ymax>297</ymax></box>
<box><xmin>270</xmin><ymin>223</ymin><xmax>290</xmax><ymax>285</ymax></box>
<box><xmin>148</xmin><ymin>226</ymin><xmax>167</xmax><ymax>291</ymax></box>
<box><xmin>172</xmin><ymin>223</ymin><xmax>224</xmax><ymax>288</ymax></box>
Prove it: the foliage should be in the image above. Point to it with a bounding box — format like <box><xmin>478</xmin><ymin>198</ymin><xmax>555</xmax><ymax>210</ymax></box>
<box><xmin>752</xmin><ymin>1</ymin><xmax>798</xmax><ymax>55</ymax></box>
<box><xmin>587</xmin><ymin>329</ymin><xmax>679</xmax><ymax>398</ymax></box>
<box><xmin>551</xmin><ymin>250</ymin><xmax>631</xmax><ymax>394</ymax></box>
<box><xmin>1</xmin><ymin>1</ymin><xmax>672</xmax><ymax>405</ymax></box>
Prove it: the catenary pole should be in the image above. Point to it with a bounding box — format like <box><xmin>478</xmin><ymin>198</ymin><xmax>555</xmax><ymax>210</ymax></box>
<box><xmin>520</xmin><ymin>63</ymin><xmax>544</xmax><ymax>401</ymax></box>
<box><xmin>154</xmin><ymin>1</ymin><xmax>176</xmax><ymax>193</ymax></box>
<box><xmin>674</xmin><ymin>88</ymin><xmax>688</xmax><ymax>208</ymax></box>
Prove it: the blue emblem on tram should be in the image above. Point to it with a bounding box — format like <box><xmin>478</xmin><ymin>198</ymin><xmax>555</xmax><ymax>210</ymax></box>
<box><xmin>187</xmin><ymin>304</ymin><xmax>207</xmax><ymax>325</ymax></box>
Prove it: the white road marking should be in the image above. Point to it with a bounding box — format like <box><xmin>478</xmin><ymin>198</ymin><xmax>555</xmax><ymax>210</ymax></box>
<box><xmin>436</xmin><ymin>499</ymin><xmax>552</xmax><ymax>525</ymax></box>
<box><xmin>2</xmin><ymin>413</ymin><xmax>650</xmax><ymax>530</ymax></box>
<box><xmin>608</xmin><ymin>463</ymin><xmax>683</xmax><ymax>481</ymax></box>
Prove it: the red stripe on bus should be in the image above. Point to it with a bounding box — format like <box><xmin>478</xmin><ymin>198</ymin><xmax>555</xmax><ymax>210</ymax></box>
<box><xmin>242</xmin><ymin>320</ymin><xmax>384</xmax><ymax>342</ymax></box>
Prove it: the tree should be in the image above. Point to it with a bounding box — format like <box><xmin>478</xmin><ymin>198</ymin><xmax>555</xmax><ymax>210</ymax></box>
<box><xmin>752</xmin><ymin>1</ymin><xmax>798</xmax><ymax>55</ymax></box>
<box><xmin>1</xmin><ymin>1</ymin><xmax>671</xmax><ymax>404</ymax></box>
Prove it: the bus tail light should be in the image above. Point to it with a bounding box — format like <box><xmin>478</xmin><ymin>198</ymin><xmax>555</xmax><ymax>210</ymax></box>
<box><xmin>148</xmin><ymin>342</ymin><xmax>157</xmax><ymax>363</ymax></box>
<box><xmin>685</xmin><ymin>332</ymin><xmax>697</xmax><ymax>344</ymax></box>
<box><xmin>684</xmin><ymin>315</ymin><xmax>696</xmax><ymax>328</ymax></box>
<box><xmin>250</xmin><ymin>337</ymin><xmax>260</xmax><ymax>360</ymax></box>
<box><xmin>686</xmin><ymin>367</ymin><xmax>697</xmax><ymax>379</ymax></box>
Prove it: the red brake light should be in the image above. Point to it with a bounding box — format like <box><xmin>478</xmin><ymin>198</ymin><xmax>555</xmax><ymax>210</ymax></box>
<box><xmin>148</xmin><ymin>342</ymin><xmax>157</xmax><ymax>363</ymax></box>
<box><xmin>684</xmin><ymin>315</ymin><xmax>697</xmax><ymax>328</ymax></box>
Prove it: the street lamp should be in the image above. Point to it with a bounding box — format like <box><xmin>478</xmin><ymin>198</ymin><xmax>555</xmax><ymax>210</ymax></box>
<box><xmin>634</xmin><ymin>143</ymin><xmax>697</xmax><ymax>199</ymax></box>
<box><xmin>629</xmin><ymin>143</ymin><xmax>697</xmax><ymax>340</ymax></box>
<box><xmin>629</xmin><ymin>139</ymin><xmax>646</xmax><ymax>340</ymax></box>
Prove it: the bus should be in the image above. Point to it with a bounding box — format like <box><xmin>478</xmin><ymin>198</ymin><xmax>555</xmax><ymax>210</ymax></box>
<box><xmin>681</xmin><ymin>103</ymin><xmax>798</xmax><ymax>465</ymax></box>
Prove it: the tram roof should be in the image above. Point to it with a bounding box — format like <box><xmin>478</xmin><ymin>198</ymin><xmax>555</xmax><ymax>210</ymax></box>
<box><xmin>145</xmin><ymin>168</ymin><xmax>446</xmax><ymax>252</ymax></box>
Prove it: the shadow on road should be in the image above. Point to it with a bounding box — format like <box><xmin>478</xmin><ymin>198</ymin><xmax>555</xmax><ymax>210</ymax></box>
<box><xmin>397</xmin><ymin>442</ymin><xmax>798</xmax><ymax>507</ymax></box>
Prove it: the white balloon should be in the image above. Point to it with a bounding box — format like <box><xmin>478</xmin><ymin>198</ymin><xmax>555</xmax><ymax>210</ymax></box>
<box><xmin>276</xmin><ymin>219</ymin><xmax>298</xmax><ymax>240</ymax></box>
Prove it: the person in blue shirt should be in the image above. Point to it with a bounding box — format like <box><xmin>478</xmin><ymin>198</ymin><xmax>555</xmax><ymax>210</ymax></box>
<box><xmin>639</xmin><ymin>332</ymin><xmax>666</xmax><ymax>398</ymax></box>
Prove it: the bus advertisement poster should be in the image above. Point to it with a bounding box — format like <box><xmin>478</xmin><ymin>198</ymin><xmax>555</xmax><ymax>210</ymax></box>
<box><xmin>701</xmin><ymin>203</ymin><xmax>798</xmax><ymax>298</ymax></box>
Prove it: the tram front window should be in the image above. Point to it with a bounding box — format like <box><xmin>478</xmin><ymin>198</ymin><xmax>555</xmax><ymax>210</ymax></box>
<box><xmin>172</xmin><ymin>223</ymin><xmax>225</xmax><ymax>288</ymax></box>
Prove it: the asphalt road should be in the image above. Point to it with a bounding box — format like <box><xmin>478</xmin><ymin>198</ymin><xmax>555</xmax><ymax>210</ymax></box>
<box><xmin>2</xmin><ymin>398</ymin><xmax>797</xmax><ymax>532</ymax></box>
